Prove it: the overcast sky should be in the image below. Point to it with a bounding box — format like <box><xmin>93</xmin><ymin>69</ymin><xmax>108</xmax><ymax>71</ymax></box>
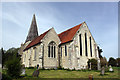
<box><xmin>1</xmin><ymin>2</ymin><xmax>118</xmax><ymax>60</ymax></box>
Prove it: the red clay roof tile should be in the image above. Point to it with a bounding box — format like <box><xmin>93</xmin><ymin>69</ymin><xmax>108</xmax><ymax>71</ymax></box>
<box><xmin>58</xmin><ymin>23</ymin><xmax>82</xmax><ymax>44</ymax></box>
<box><xmin>24</xmin><ymin>23</ymin><xmax>83</xmax><ymax>51</ymax></box>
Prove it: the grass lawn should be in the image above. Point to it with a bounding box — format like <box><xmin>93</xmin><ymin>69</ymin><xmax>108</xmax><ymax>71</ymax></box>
<box><xmin>23</xmin><ymin>67</ymin><xmax>120</xmax><ymax>79</ymax></box>
<box><xmin>2</xmin><ymin>67</ymin><xmax>120</xmax><ymax>80</ymax></box>
<box><xmin>0</xmin><ymin>68</ymin><xmax>1</xmax><ymax>73</ymax></box>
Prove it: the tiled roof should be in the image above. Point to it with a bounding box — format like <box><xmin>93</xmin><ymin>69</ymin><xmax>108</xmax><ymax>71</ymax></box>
<box><xmin>24</xmin><ymin>23</ymin><xmax>83</xmax><ymax>51</ymax></box>
<box><xmin>58</xmin><ymin>23</ymin><xmax>83</xmax><ymax>44</ymax></box>
<box><xmin>24</xmin><ymin>29</ymin><xmax>50</xmax><ymax>50</ymax></box>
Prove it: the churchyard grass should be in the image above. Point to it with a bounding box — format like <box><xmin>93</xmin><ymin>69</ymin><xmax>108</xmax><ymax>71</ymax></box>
<box><xmin>2</xmin><ymin>67</ymin><xmax>120</xmax><ymax>79</ymax></box>
<box><xmin>0</xmin><ymin>68</ymin><xmax>2</xmax><ymax>73</ymax></box>
<box><xmin>24</xmin><ymin>67</ymin><xmax>120</xmax><ymax>78</ymax></box>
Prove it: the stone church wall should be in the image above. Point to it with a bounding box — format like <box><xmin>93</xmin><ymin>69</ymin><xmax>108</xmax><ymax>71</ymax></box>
<box><xmin>21</xmin><ymin>23</ymin><xmax>100</xmax><ymax>69</ymax></box>
<box><xmin>60</xmin><ymin>23</ymin><xmax>100</xmax><ymax>70</ymax></box>
<box><xmin>42</xmin><ymin>28</ymin><xmax>61</xmax><ymax>69</ymax></box>
<box><xmin>60</xmin><ymin>42</ymin><xmax>71</xmax><ymax>69</ymax></box>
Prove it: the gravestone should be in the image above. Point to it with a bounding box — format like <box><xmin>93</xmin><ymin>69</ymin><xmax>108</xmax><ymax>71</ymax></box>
<box><xmin>21</xmin><ymin>65</ymin><xmax>25</xmax><ymax>75</ymax></box>
<box><xmin>83</xmin><ymin>66</ymin><xmax>86</xmax><ymax>70</ymax></box>
<box><xmin>90</xmin><ymin>62</ymin><xmax>91</xmax><ymax>70</ymax></box>
<box><xmin>32</xmin><ymin>69</ymin><xmax>39</xmax><ymax>77</ymax></box>
<box><xmin>101</xmin><ymin>66</ymin><xmax>105</xmax><ymax>75</ymax></box>
<box><xmin>109</xmin><ymin>65</ymin><xmax>113</xmax><ymax>72</ymax></box>
<box><xmin>37</xmin><ymin>64</ymin><xmax>39</xmax><ymax>69</ymax></box>
<box><xmin>81</xmin><ymin>66</ymin><xmax>83</xmax><ymax>69</ymax></box>
<box><xmin>21</xmin><ymin>69</ymin><xmax>26</xmax><ymax>75</ymax></box>
<box><xmin>89</xmin><ymin>74</ymin><xmax>93</xmax><ymax>80</ymax></box>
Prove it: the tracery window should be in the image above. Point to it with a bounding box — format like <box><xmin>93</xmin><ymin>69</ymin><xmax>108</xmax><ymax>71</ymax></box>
<box><xmin>48</xmin><ymin>41</ymin><xmax>56</xmax><ymax>58</ymax></box>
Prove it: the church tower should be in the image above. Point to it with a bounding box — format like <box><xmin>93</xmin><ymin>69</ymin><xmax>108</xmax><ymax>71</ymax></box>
<box><xmin>25</xmin><ymin>14</ymin><xmax>38</xmax><ymax>43</ymax></box>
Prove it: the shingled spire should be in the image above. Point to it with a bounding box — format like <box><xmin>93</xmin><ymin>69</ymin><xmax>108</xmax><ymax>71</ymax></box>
<box><xmin>25</xmin><ymin>14</ymin><xmax>38</xmax><ymax>42</ymax></box>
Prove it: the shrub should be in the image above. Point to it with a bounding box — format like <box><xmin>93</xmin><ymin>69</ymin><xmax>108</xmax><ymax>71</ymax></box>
<box><xmin>88</xmin><ymin>59</ymin><xmax>97</xmax><ymax>70</ymax></box>
<box><xmin>100</xmin><ymin>57</ymin><xmax>108</xmax><ymax>67</ymax></box>
<box><xmin>26</xmin><ymin>67</ymin><xmax>35</xmax><ymax>69</ymax></box>
<box><xmin>42</xmin><ymin>67</ymin><xmax>45</xmax><ymax>70</ymax></box>
<box><xmin>2</xmin><ymin>47</ymin><xmax>20</xmax><ymax>68</ymax></box>
<box><xmin>5</xmin><ymin>57</ymin><xmax>22</xmax><ymax>78</ymax></box>
<box><xmin>108</xmin><ymin>57</ymin><xmax>117</xmax><ymax>67</ymax></box>
<box><xmin>116</xmin><ymin>58</ymin><xmax>120</xmax><ymax>67</ymax></box>
<box><xmin>2</xmin><ymin>73</ymin><xmax>12</xmax><ymax>80</ymax></box>
<box><xmin>57</xmin><ymin>66</ymin><xmax>64</xmax><ymax>70</ymax></box>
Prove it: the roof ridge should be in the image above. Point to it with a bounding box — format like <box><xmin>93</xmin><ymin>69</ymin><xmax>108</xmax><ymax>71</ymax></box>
<box><xmin>58</xmin><ymin>23</ymin><xmax>83</xmax><ymax>35</ymax></box>
<box><xmin>39</xmin><ymin>28</ymin><xmax>51</xmax><ymax>36</ymax></box>
<box><xmin>58</xmin><ymin>22</ymin><xmax>83</xmax><ymax>44</ymax></box>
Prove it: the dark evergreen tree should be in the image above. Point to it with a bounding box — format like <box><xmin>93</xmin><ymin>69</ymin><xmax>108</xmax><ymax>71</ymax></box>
<box><xmin>116</xmin><ymin>58</ymin><xmax>120</xmax><ymax>67</ymax></box>
<box><xmin>100</xmin><ymin>57</ymin><xmax>108</xmax><ymax>67</ymax></box>
<box><xmin>87</xmin><ymin>59</ymin><xmax>97</xmax><ymax>70</ymax></box>
<box><xmin>97</xmin><ymin>46</ymin><xmax>103</xmax><ymax>59</ymax></box>
<box><xmin>5</xmin><ymin>57</ymin><xmax>22</xmax><ymax>78</ymax></box>
<box><xmin>108</xmin><ymin>57</ymin><xmax>117</xmax><ymax>67</ymax></box>
<box><xmin>2</xmin><ymin>47</ymin><xmax>22</xmax><ymax>78</ymax></box>
<box><xmin>1</xmin><ymin>48</ymin><xmax>6</xmax><ymax>68</ymax></box>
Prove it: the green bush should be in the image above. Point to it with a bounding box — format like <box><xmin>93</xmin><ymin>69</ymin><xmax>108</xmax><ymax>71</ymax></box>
<box><xmin>108</xmin><ymin>57</ymin><xmax>117</xmax><ymax>67</ymax></box>
<box><xmin>5</xmin><ymin>57</ymin><xmax>22</xmax><ymax>78</ymax></box>
<box><xmin>116</xmin><ymin>58</ymin><xmax>120</xmax><ymax>67</ymax></box>
<box><xmin>88</xmin><ymin>59</ymin><xmax>97</xmax><ymax>70</ymax></box>
<box><xmin>25</xmin><ymin>67</ymin><xmax>35</xmax><ymax>69</ymax></box>
<box><xmin>57</xmin><ymin>66</ymin><xmax>64</xmax><ymax>70</ymax></box>
<box><xmin>2</xmin><ymin>47</ymin><xmax>20</xmax><ymax>68</ymax></box>
<box><xmin>100</xmin><ymin>57</ymin><xmax>108</xmax><ymax>67</ymax></box>
<box><xmin>2</xmin><ymin>47</ymin><xmax>22</xmax><ymax>79</ymax></box>
<box><xmin>2</xmin><ymin>73</ymin><xmax>12</xmax><ymax>80</ymax></box>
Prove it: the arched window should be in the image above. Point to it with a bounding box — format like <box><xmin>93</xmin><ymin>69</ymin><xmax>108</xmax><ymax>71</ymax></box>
<box><xmin>89</xmin><ymin>37</ymin><xmax>92</xmax><ymax>57</ymax></box>
<box><xmin>85</xmin><ymin>33</ymin><xmax>88</xmax><ymax>56</ymax></box>
<box><xmin>61</xmin><ymin>47</ymin><xmax>62</xmax><ymax>57</ymax></box>
<box><xmin>65</xmin><ymin>45</ymin><xmax>67</xmax><ymax>56</ymax></box>
<box><xmin>48</xmin><ymin>41</ymin><xmax>56</xmax><ymax>58</ymax></box>
<box><xmin>33</xmin><ymin>47</ymin><xmax>37</xmax><ymax>60</ymax></box>
<box><xmin>79</xmin><ymin>34</ymin><xmax>82</xmax><ymax>56</ymax></box>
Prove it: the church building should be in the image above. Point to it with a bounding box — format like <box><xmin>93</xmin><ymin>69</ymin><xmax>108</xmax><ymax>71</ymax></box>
<box><xmin>19</xmin><ymin>14</ymin><xmax>101</xmax><ymax>70</ymax></box>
